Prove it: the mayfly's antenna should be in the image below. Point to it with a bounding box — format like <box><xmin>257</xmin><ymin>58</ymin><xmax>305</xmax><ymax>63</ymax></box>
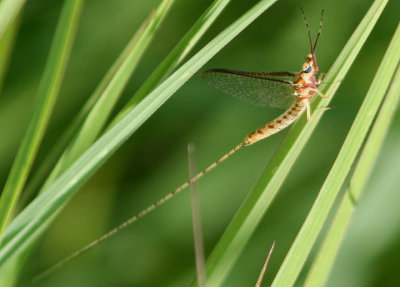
<box><xmin>300</xmin><ymin>7</ymin><xmax>314</xmax><ymax>54</ymax></box>
<box><xmin>300</xmin><ymin>7</ymin><xmax>323</xmax><ymax>72</ymax></box>
<box><xmin>313</xmin><ymin>9</ymin><xmax>324</xmax><ymax>52</ymax></box>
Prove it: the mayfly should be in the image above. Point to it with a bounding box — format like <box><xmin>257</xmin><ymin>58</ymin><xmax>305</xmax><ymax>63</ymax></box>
<box><xmin>35</xmin><ymin>9</ymin><xmax>328</xmax><ymax>281</ymax></box>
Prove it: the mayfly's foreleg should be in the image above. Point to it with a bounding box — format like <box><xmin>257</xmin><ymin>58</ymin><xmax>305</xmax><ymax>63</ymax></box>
<box><xmin>317</xmin><ymin>72</ymin><xmax>326</xmax><ymax>85</ymax></box>
<box><xmin>305</xmin><ymin>100</ymin><xmax>331</xmax><ymax>122</ymax></box>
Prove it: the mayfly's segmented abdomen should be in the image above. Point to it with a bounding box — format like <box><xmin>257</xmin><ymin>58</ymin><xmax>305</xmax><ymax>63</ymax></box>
<box><xmin>244</xmin><ymin>99</ymin><xmax>306</xmax><ymax>145</ymax></box>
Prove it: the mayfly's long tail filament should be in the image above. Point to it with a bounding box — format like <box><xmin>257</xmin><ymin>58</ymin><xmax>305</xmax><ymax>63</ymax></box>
<box><xmin>33</xmin><ymin>142</ymin><xmax>245</xmax><ymax>282</ymax></box>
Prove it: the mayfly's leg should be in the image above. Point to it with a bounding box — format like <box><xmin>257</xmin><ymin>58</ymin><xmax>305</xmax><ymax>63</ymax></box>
<box><xmin>313</xmin><ymin>88</ymin><xmax>328</xmax><ymax>99</ymax></box>
<box><xmin>305</xmin><ymin>100</ymin><xmax>332</xmax><ymax>122</ymax></box>
<box><xmin>306</xmin><ymin>100</ymin><xmax>312</xmax><ymax>122</ymax></box>
<box><xmin>317</xmin><ymin>72</ymin><xmax>326</xmax><ymax>85</ymax></box>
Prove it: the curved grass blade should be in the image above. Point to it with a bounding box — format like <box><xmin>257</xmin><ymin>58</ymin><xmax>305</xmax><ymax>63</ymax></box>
<box><xmin>12</xmin><ymin>0</ymin><xmax>233</xmax><ymax>247</ymax></box>
<box><xmin>20</xmin><ymin>27</ymin><xmax>143</xmax><ymax>201</ymax></box>
<box><xmin>0</xmin><ymin>16</ymin><xmax>19</xmax><ymax>95</ymax></box>
<box><xmin>1</xmin><ymin>1</ymin><xmax>174</xmax><ymax>282</ymax></box>
<box><xmin>40</xmin><ymin>0</ymin><xmax>175</xmax><ymax>190</ymax></box>
<box><xmin>271</xmin><ymin>20</ymin><xmax>400</xmax><ymax>287</ymax></box>
<box><xmin>196</xmin><ymin>0</ymin><xmax>388</xmax><ymax>286</ymax></box>
<box><xmin>0</xmin><ymin>0</ymin><xmax>25</xmax><ymax>40</ymax></box>
<box><xmin>303</xmin><ymin>52</ymin><xmax>400</xmax><ymax>287</ymax></box>
<box><xmin>110</xmin><ymin>0</ymin><xmax>232</xmax><ymax>127</ymax></box>
<box><xmin>188</xmin><ymin>143</ymin><xmax>207</xmax><ymax>287</ymax></box>
<box><xmin>0</xmin><ymin>0</ymin><xmax>85</xmax><ymax>242</ymax></box>
<box><xmin>0</xmin><ymin>0</ymin><xmax>278</xmax><ymax>268</ymax></box>
<box><xmin>23</xmin><ymin>0</ymin><xmax>231</xmax><ymax>201</ymax></box>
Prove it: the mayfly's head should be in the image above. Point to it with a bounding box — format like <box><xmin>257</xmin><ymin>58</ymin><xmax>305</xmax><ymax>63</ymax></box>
<box><xmin>301</xmin><ymin>53</ymin><xmax>316</xmax><ymax>75</ymax></box>
<box><xmin>300</xmin><ymin>8</ymin><xmax>324</xmax><ymax>74</ymax></box>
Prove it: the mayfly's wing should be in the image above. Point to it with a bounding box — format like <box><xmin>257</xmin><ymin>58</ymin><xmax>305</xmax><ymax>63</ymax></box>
<box><xmin>201</xmin><ymin>68</ymin><xmax>296</xmax><ymax>109</ymax></box>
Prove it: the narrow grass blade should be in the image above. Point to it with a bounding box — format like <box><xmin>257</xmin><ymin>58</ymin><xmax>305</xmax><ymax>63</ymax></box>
<box><xmin>2</xmin><ymin>1</ymin><xmax>174</xmax><ymax>281</ymax></box>
<box><xmin>110</xmin><ymin>0</ymin><xmax>232</xmax><ymax>127</ymax></box>
<box><xmin>0</xmin><ymin>16</ymin><xmax>19</xmax><ymax>95</ymax></box>
<box><xmin>0</xmin><ymin>0</ymin><xmax>25</xmax><ymax>40</ymax></box>
<box><xmin>11</xmin><ymin>0</ymin><xmax>232</xmax><ymax>247</ymax></box>
<box><xmin>0</xmin><ymin>237</ymin><xmax>35</xmax><ymax>286</ymax></box>
<box><xmin>23</xmin><ymin>0</ymin><xmax>230</xmax><ymax>200</ymax></box>
<box><xmin>271</xmin><ymin>21</ymin><xmax>400</xmax><ymax>287</ymax></box>
<box><xmin>188</xmin><ymin>143</ymin><xmax>206</xmax><ymax>287</ymax></box>
<box><xmin>198</xmin><ymin>1</ymin><xmax>388</xmax><ymax>286</ymax></box>
<box><xmin>41</xmin><ymin>0</ymin><xmax>175</xmax><ymax>190</ymax></box>
<box><xmin>0</xmin><ymin>0</ymin><xmax>278</xmax><ymax>268</ymax></box>
<box><xmin>0</xmin><ymin>0</ymin><xmax>84</xmax><ymax>241</ymax></box>
<box><xmin>303</xmin><ymin>52</ymin><xmax>400</xmax><ymax>287</ymax></box>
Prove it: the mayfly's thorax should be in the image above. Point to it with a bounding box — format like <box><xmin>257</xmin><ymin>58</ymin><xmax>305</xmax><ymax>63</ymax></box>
<box><xmin>293</xmin><ymin>60</ymin><xmax>318</xmax><ymax>100</ymax></box>
<box><xmin>294</xmin><ymin>77</ymin><xmax>317</xmax><ymax>99</ymax></box>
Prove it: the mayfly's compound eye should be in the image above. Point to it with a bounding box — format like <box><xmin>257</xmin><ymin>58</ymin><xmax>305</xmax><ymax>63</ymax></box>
<box><xmin>303</xmin><ymin>66</ymin><xmax>312</xmax><ymax>73</ymax></box>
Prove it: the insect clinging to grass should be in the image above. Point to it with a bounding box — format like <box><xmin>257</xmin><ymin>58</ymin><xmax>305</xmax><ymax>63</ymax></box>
<box><xmin>35</xmin><ymin>8</ymin><xmax>329</xmax><ymax>281</ymax></box>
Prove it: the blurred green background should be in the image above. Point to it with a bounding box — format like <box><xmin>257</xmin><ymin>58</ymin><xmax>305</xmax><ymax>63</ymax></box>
<box><xmin>1</xmin><ymin>0</ymin><xmax>399</xmax><ymax>286</ymax></box>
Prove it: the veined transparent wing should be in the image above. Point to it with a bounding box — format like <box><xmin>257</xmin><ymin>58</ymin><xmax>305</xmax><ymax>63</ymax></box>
<box><xmin>201</xmin><ymin>68</ymin><xmax>296</xmax><ymax>109</ymax></box>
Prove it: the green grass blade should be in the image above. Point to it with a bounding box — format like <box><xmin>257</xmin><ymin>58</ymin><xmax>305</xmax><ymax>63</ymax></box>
<box><xmin>0</xmin><ymin>0</ymin><xmax>84</xmax><ymax>241</ymax></box>
<box><xmin>303</xmin><ymin>52</ymin><xmax>400</xmax><ymax>287</ymax></box>
<box><xmin>197</xmin><ymin>1</ymin><xmax>388</xmax><ymax>286</ymax></box>
<box><xmin>0</xmin><ymin>16</ymin><xmax>19</xmax><ymax>95</ymax></box>
<box><xmin>41</xmin><ymin>0</ymin><xmax>175</xmax><ymax>190</ymax></box>
<box><xmin>15</xmin><ymin>0</ymin><xmax>231</xmax><ymax>240</ymax></box>
<box><xmin>0</xmin><ymin>237</ymin><xmax>34</xmax><ymax>286</ymax></box>
<box><xmin>6</xmin><ymin>0</ymin><xmax>230</xmax><ymax>280</ymax></box>
<box><xmin>110</xmin><ymin>0</ymin><xmax>232</xmax><ymax>126</ymax></box>
<box><xmin>22</xmin><ymin>0</ymin><xmax>172</xmax><ymax>201</ymax></box>
<box><xmin>0</xmin><ymin>0</ymin><xmax>25</xmax><ymax>40</ymax></box>
<box><xmin>24</xmin><ymin>0</ymin><xmax>229</xmax><ymax>199</ymax></box>
<box><xmin>0</xmin><ymin>0</ymin><xmax>278</xmax><ymax>267</ymax></box>
<box><xmin>0</xmin><ymin>1</ymin><xmax>174</xmax><ymax>281</ymax></box>
<box><xmin>271</xmin><ymin>21</ymin><xmax>400</xmax><ymax>287</ymax></box>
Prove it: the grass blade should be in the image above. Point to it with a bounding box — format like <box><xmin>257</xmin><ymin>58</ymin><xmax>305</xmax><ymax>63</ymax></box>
<box><xmin>188</xmin><ymin>143</ymin><xmax>207</xmax><ymax>287</ymax></box>
<box><xmin>41</xmin><ymin>0</ymin><xmax>175</xmax><ymax>190</ymax></box>
<box><xmin>303</xmin><ymin>50</ymin><xmax>400</xmax><ymax>287</ymax></box>
<box><xmin>23</xmin><ymin>0</ymin><xmax>230</xmax><ymax>200</ymax></box>
<box><xmin>1</xmin><ymin>1</ymin><xmax>174</xmax><ymax>282</ymax></box>
<box><xmin>271</xmin><ymin>21</ymin><xmax>400</xmax><ymax>287</ymax></box>
<box><xmin>0</xmin><ymin>0</ymin><xmax>25</xmax><ymax>40</ymax></box>
<box><xmin>11</xmin><ymin>0</ymin><xmax>233</xmax><ymax>248</ymax></box>
<box><xmin>0</xmin><ymin>0</ymin><xmax>278</xmax><ymax>268</ymax></box>
<box><xmin>0</xmin><ymin>16</ymin><xmax>19</xmax><ymax>95</ymax></box>
<box><xmin>198</xmin><ymin>0</ymin><xmax>389</xmax><ymax>286</ymax></box>
<box><xmin>0</xmin><ymin>0</ymin><xmax>84</xmax><ymax>241</ymax></box>
<box><xmin>110</xmin><ymin>0</ymin><xmax>232</xmax><ymax>126</ymax></box>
